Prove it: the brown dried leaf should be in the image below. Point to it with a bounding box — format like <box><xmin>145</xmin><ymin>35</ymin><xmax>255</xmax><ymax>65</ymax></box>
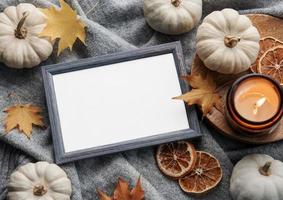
<box><xmin>4</xmin><ymin>104</ymin><xmax>44</xmax><ymax>138</ymax></box>
<box><xmin>130</xmin><ymin>177</ymin><xmax>144</xmax><ymax>200</ymax></box>
<box><xmin>97</xmin><ymin>177</ymin><xmax>144</xmax><ymax>200</ymax></box>
<box><xmin>174</xmin><ymin>74</ymin><xmax>222</xmax><ymax>116</ymax></box>
<box><xmin>97</xmin><ymin>189</ymin><xmax>112</xmax><ymax>200</ymax></box>
<box><xmin>113</xmin><ymin>178</ymin><xmax>131</xmax><ymax>200</ymax></box>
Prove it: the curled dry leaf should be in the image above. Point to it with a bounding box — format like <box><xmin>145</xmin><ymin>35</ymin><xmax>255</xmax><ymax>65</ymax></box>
<box><xmin>40</xmin><ymin>0</ymin><xmax>86</xmax><ymax>55</ymax></box>
<box><xmin>173</xmin><ymin>74</ymin><xmax>222</xmax><ymax>116</ymax></box>
<box><xmin>4</xmin><ymin>104</ymin><xmax>44</xmax><ymax>138</ymax></box>
<box><xmin>97</xmin><ymin>177</ymin><xmax>144</xmax><ymax>200</ymax></box>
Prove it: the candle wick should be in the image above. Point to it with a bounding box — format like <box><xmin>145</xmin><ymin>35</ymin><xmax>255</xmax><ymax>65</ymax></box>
<box><xmin>253</xmin><ymin>97</ymin><xmax>266</xmax><ymax>115</ymax></box>
<box><xmin>253</xmin><ymin>106</ymin><xmax>257</xmax><ymax>115</ymax></box>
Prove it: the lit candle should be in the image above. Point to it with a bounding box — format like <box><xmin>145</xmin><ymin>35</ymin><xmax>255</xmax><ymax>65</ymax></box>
<box><xmin>226</xmin><ymin>74</ymin><xmax>283</xmax><ymax>136</ymax></box>
<box><xmin>234</xmin><ymin>77</ymin><xmax>280</xmax><ymax>122</ymax></box>
<box><xmin>253</xmin><ymin>97</ymin><xmax>266</xmax><ymax>115</ymax></box>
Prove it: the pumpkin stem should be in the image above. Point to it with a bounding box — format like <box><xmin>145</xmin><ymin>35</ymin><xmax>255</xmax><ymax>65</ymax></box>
<box><xmin>33</xmin><ymin>185</ymin><xmax>47</xmax><ymax>196</ymax></box>
<box><xmin>15</xmin><ymin>12</ymin><xmax>29</xmax><ymax>39</ymax></box>
<box><xmin>224</xmin><ymin>35</ymin><xmax>241</xmax><ymax>48</ymax></box>
<box><xmin>171</xmin><ymin>0</ymin><xmax>182</xmax><ymax>7</ymax></box>
<box><xmin>259</xmin><ymin>161</ymin><xmax>272</xmax><ymax>176</ymax></box>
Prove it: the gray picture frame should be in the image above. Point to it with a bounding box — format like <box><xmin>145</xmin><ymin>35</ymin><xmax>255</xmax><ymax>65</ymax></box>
<box><xmin>42</xmin><ymin>41</ymin><xmax>201</xmax><ymax>164</ymax></box>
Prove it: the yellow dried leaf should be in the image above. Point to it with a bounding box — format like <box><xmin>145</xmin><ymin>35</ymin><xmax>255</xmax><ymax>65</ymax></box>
<box><xmin>40</xmin><ymin>0</ymin><xmax>86</xmax><ymax>55</ymax></box>
<box><xmin>4</xmin><ymin>104</ymin><xmax>44</xmax><ymax>138</ymax></box>
<box><xmin>97</xmin><ymin>177</ymin><xmax>144</xmax><ymax>200</ymax></box>
<box><xmin>174</xmin><ymin>74</ymin><xmax>222</xmax><ymax>116</ymax></box>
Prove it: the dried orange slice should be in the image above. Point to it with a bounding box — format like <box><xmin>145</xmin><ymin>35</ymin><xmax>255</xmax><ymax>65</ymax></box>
<box><xmin>258</xmin><ymin>46</ymin><xmax>283</xmax><ymax>85</ymax></box>
<box><xmin>250</xmin><ymin>36</ymin><xmax>283</xmax><ymax>73</ymax></box>
<box><xmin>156</xmin><ymin>142</ymin><xmax>196</xmax><ymax>179</ymax></box>
<box><xmin>179</xmin><ymin>151</ymin><xmax>222</xmax><ymax>195</ymax></box>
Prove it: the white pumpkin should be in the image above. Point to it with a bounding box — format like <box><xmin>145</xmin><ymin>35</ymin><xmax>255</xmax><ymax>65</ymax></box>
<box><xmin>0</xmin><ymin>3</ymin><xmax>53</xmax><ymax>69</ymax></box>
<box><xmin>230</xmin><ymin>154</ymin><xmax>283</xmax><ymax>200</ymax></box>
<box><xmin>196</xmin><ymin>8</ymin><xmax>260</xmax><ymax>74</ymax></box>
<box><xmin>8</xmin><ymin>161</ymin><xmax>72</xmax><ymax>200</ymax></box>
<box><xmin>143</xmin><ymin>0</ymin><xmax>202</xmax><ymax>35</ymax></box>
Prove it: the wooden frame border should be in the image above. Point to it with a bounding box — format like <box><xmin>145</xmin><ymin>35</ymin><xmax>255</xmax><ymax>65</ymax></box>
<box><xmin>42</xmin><ymin>42</ymin><xmax>201</xmax><ymax>164</ymax></box>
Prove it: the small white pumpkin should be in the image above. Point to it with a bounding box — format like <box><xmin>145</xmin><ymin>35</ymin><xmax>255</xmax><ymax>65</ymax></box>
<box><xmin>143</xmin><ymin>0</ymin><xmax>202</xmax><ymax>35</ymax></box>
<box><xmin>0</xmin><ymin>3</ymin><xmax>53</xmax><ymax>69</ymax></box>
<box><xmin>8</xmin><ymin>161</ymin><xmax>72</xmax><ymax>200</ymax></box>
<box><xmin>230</xmin><ymin>154</ymin><xmax>283</xmax><ymax>200</ymax></box>
<box><xmin>196</xmin><ymin>8</ymin><xmax>260</xmax><ymax>74</ymax></box>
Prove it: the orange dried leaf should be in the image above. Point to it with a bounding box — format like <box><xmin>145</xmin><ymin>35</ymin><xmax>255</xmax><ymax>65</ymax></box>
<box><xmin>97</xmin><ymin>189</ymin><xmax>112</xmax><ymax>200</ymax></box>
<box><xmin>40</xmin><ymin>0</ymin><xmax>86</xmax><ymax>55</ymax></box>
<box><xmin>130</xmin><ymin>177</ymin><xmax>144</xmax><ymax>200</ymax></box>
<box><xmin>174</xmin><ymin>74</ymin><xmax>221</xmax><ymax>116</ymax></box>
<box><xmin>4</xmin><ymin>104</ymin><xmax>44</xmax><ymax>138</ymax></box>
<box><xmin>97</xmin><ymin>177</ymin><xmax>144</xmax><ymax>200</ymax></box>
<box><xmin>114</xmin><ymin>178</ymin><xmax>131</xmax><ymax>199</ymax></box>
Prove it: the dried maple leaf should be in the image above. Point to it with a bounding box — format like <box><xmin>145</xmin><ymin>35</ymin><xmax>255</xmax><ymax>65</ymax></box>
<box><xmin>97</xmin><ymin>177</ymin><xmax>144</xmax><ymax>200</ymax></box>
<box><xmin>173</xmin><ymin>74</ymin><xmax>222</xmax><ymax>116</ymax></box>
<box><xmin>40</xmin><ymin>0</ymin><xmax>86</xmax><ymax>55</ymax></box>
<box><xmin>4</xmin><ymin>104</ymin><xmax>44</xmax><ymax>138</ymax></box>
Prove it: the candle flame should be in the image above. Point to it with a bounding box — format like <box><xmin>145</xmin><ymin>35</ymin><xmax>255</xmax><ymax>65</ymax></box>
<box><xmin>257</xmin><ymin>97</ymin><xmax>266</xmax><ymax>107</ymax></box>
<box><xmin>253</xmin><ymin>97</ymin><xmax>266</xmax><ymax>115</ymax></box>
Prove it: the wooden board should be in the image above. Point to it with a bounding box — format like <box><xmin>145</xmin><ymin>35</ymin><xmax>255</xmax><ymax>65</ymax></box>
<box><xmin>191</xmin><ymin>14</ymin><xmax>283</xmax><ymax>144</ymax></box>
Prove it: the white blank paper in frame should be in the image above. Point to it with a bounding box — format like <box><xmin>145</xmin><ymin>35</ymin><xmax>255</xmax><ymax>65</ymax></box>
<box><xmin>53</xmin><ymin>53</ymin><xmax>190</xmax><ymax>153</ymax></box>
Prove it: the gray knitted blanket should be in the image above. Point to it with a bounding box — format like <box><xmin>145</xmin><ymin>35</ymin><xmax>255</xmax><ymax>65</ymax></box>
<box><xmin>0</xmin><ymin>0</ymin><xmax>283</xmax><ymax>199</ymax></box>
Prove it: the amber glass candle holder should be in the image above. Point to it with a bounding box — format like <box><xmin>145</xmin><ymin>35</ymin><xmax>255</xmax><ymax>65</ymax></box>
<box><xmin>226</xmin><ymin>74</ymin><xmax>283</xmax><ymax>136</ymax></box>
